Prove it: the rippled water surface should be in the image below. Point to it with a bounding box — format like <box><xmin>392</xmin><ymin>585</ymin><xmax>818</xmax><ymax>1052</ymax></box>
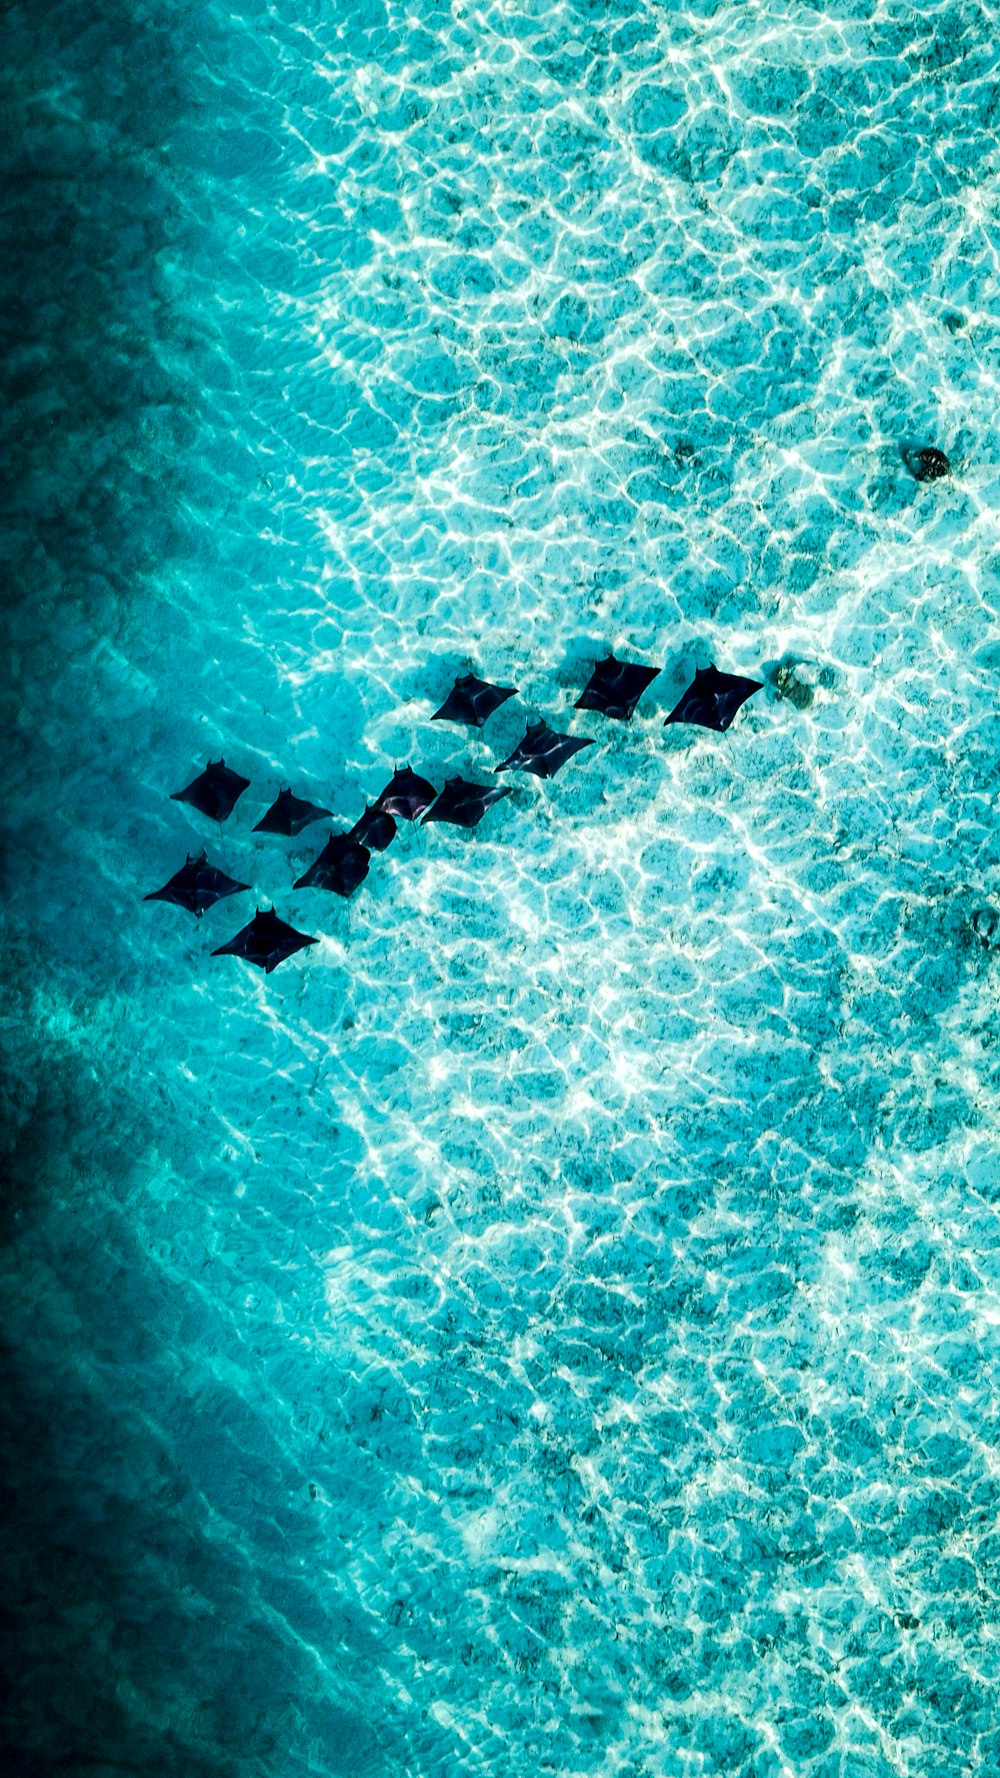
<box><xmin>5</xmin><ymin>1</ymin><xmax>1000</xmax><ymax>1773</ymax></box>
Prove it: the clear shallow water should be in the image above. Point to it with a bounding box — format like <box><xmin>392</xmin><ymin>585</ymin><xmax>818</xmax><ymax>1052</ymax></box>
<box><xmin>4</xmin><ymin>1</ymin><xmax>1000</xmax><ymax>1773</ymax></box>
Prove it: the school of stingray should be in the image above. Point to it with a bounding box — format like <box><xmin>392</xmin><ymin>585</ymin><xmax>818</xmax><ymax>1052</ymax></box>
<box><xmin>145</xmin><ymin>445</ymin><xmax>953</xmax><ymax>973</ymax></box>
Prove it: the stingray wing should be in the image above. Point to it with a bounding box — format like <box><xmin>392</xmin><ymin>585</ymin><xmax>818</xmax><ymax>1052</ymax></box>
<box><xmin>294</xmin><ymin>835</ymin><xmax>371</xmax><ymax>896</ymax></box>
<box><xmin>254</xmin><ymin>790</ymin><xmax>331</xmax><ymax>835</ymax></box>
<box><xmin>715</xmin><ymin>674</ymin><xmax>763</xmax><ymax>729</ymax></box>
<box><xmin>375</xmin><ymin>767</ymin><xmax>436</xmax><ymax>820</ymax></box>
<box><xmin>192</xmin><ymin>862</ymin><xmax>250</xmax><ymax>913</ymax></box>
<box><xmin>172</xmin><ymin>758</ymin><xmax>251</xmax><ymax>821</ymax></box>
<box><xmin>541</xmin><ymin>733</ymin><xmax>595</xmax><ymax>774</ymax></box>
<box><xmin>254</xmin><ymin>789</ymin><xmax>297</xmax><ymax>834</ymax></box>
<box><xmin>502</xmin><ymin>724</ymin><xmax>594</xmax><ymax>777</ymax></box>
<box><xmin>576</xmin><ymin>656</ymin><xmax>660</xmax><ymax>720</ymax></box>
<box><xmin>350</xmin><ymin>806</ymin><xmax>397</xmax><ymax>851</ymax></box>
<box><xmin>432</xmin><ymin>674</ymin><xmax>516</xmax><ymax>728</ymax></box>
<box><xmin>285</xmin><ymin>795</ymin><xmax>333</xmax><ymax>835</ymax></box>
<box><xmin>432</xmin><ymin>676</ymin><xmax>483</xmax><ymax>727</ymax></box>
<box><xmin>666</xmin><ymin>666</ymin><xmax>761</xmax><ymax>731</ymax></box>
<box><xmin>213</xmin><ymin>909</ymin><xmax>318</xmax><ymax>971</ymax></box>
<box><xmin>144</xmin><ymin>879</ymin><xmax>195</xmax><ymax>912</ymax></box>
<box><xmin>495</xmin><ymin>722</ymin><xmax>548</xmax><ymax>774</ymax></box>
<box><xmin>423</xmin><ymin>778</ymin><xmax>512</xmax><ymax>827</ymax></box>
<box><xmin>145</xmin><ymin>851</ymin><xmax>246</xmax><ymax>917</ymax></box>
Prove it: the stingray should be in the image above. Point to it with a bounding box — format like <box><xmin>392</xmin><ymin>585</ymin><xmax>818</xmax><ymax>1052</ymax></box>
<box><xmin>349</xmin><ymin>805</ymin><xmax>397</xmax><ymax>851</ymax></box>
<box><xmin>495</xmin><ymin>720</ymin><xmax>595</xmax><ymax>778</ymax></box>
<box><xmin>144</xmin><ymin>850</ymin><xmax>249</xmax><ymax>918</ymax></box>
<box><xmin>171</xmin><ymin>758</ymin><xmax>251</xmax><ymax>822</ymax></box>
<box><xmin>902</xmin><ymin>444</ymin><xmax>951</xmax><ymax>483</ymax></box>
<box><xmin>253</xmin><ymin>788</ymin><xmax>332</xmax><ymax>836</ymax></box>
<box><xmin>374</xmin><ymin>766</ymin><xmax>437</xmax><ymax>821</ymax></box>
<box><xmin>575</xmin><ymin>655</ymin><xmax>661</xmax><ymax>721</ymax></box>
<box><xmin>294</xmin><ymin>832</ymin><xmax>371</xmax><ymax>897</ymax></box>
<box><xmin>665</xmin><ymin>664</ymin><xmax>763</xmax><ymax>732</ymax></box>
<box><xmin>432</xmin><ymin>673</ymin><xmax>517</xmax><ymax>729</ymax></box>
<box><xmin>212</xmin><ymin>907</ymin><xmax>318</xmax><ymax>974</ymax></box>
<box><xmin>422</xmin><ymin>777</ymin><xmax>512</xmax><ymax>829</ymax></box>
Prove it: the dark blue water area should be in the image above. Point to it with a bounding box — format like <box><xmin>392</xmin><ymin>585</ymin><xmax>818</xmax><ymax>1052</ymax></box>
<box><xmin>5</xmin><ymin>1</ymin><xmax>1000</xmax><ymax>1775</ymax></box>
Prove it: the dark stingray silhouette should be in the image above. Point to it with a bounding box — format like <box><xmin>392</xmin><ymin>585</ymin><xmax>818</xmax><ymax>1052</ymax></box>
<box><xmin>350</xmin><ymin>805</ymin><xmax>397</xmax><ymax>851</ymax></box>
<box><xmin>375</xmin><ymin>766</ymin><xmax>436</xmax><ymax>821</ymax></box>
<box><xmin>665</xmin><ymin>664</ymin><xmax>763</xmax><ymax>732</ymax></box>
<box><xmin>423</xmin><ymin>777</ymin><xmax>512</xmax><ymax>829</ymax></box>
<box><xmin>575</xmin><ymin>655</ymin><xmax>661</xmax><ymax>721</ymax></box>
<box><xmin>171</xmin><ymin>758</ymin><xmax>250</xmax><ymax>822</ymax></box>
<box><xmin>432</xmin><ymin>673</ymin><xmax>517</xmax><ymax>729</ymax></box>
<box><xmin>495</xmin><ymin>721</ymin><xmax>595</xmax><ymax>778</ymax></box>
<box><xmin>294</xmin><ymin>833</ymin><xmax>371</xmax><ymax>898</ymax></box>
<box><xmin>144</xmin><ymin>850</ymin><xmax>249</xmax><ymax>918</ymax></box>
<box><xmin>902</xmin><ymin>444</ymin><xmax>951</xmax><ymax>482</ymax></box>
<box><xmin>212</xmin><ymin>907</ymin><xmax>318</xmax><ymax>973</ymax></box>
<box><xmin>253</xmin><ymin>788</ymin><xmax>332</xmax><ymax>836</ymax></box>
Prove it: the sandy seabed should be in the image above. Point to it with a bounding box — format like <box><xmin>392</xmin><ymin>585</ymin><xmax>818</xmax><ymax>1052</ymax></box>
<box><xmin>3</xmin><ymin>2</ymin><xmax>1000</xmax><ymax>1774</ymax></box>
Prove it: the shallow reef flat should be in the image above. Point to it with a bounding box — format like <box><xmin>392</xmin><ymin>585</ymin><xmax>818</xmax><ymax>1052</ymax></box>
<box><xmin>4</xmin><ymin>1</ymin><xmax>1000</xmax><ymax>1775</ymax></box>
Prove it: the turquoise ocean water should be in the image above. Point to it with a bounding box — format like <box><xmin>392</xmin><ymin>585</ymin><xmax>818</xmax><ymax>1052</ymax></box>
<box><xmin>4</xmin><ymin>1</ymin><xmax>1000</xmax><ymax>1773</ymax></box>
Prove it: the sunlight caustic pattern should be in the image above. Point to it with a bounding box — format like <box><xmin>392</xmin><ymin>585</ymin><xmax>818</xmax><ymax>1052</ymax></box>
<box><xmin>4</xmin><ymin>1</ymin><xmax>1000</xmax><ymax>1774</ymax></box>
